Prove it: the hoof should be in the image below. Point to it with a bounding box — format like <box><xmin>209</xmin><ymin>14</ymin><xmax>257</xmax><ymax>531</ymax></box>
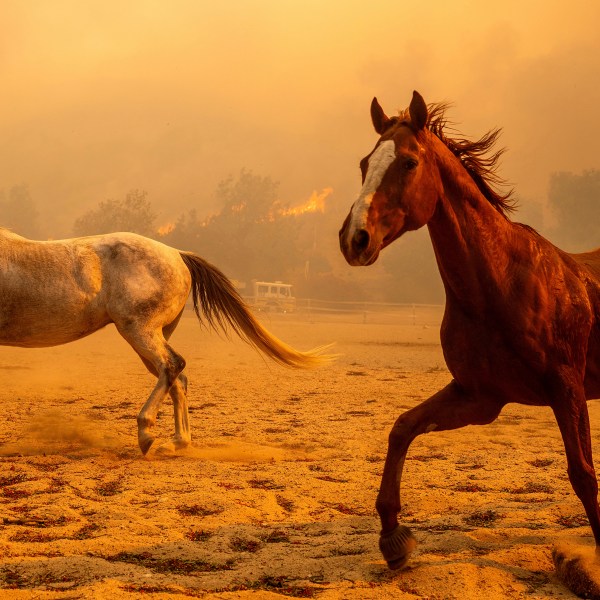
<box><xmin>379</xmin><ymin>525</ymin><xmax>417</xmax><ymax>570</ymax></box>
<box><xmin>553</xmin><ymin>543</ymin><xmax>600</xmax><ymax>599</ymax></box>
<box><xmin>172</xmin><ymin>437</ymin><xmax>192</xmax><ymax>450</ymax></box>
<box><xmin>138</xmin><ymin>436</ymin><xmax>155</xmax><ymax>456</ymax></box>
<box><xmin>155</xmin><ymin>440</ymin><xmax>190</xmax><ymax>456</ymax></box>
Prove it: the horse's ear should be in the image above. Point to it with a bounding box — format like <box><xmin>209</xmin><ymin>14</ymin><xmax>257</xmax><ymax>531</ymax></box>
<box><xmin>371</xmin><ymin>97</ymin><xmax>390</xmax><ymax>134</ymax></box>
<box><xmin>409</xmin><ymin>90</ymin><xmax>428</xmax><ymax>131</ymax></box>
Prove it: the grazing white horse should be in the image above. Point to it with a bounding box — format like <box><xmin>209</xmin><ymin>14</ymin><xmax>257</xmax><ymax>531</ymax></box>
<box><xmin>0</xmin><ymin>228</ymin><xmax>330</xmax><ymax>454</ymax></box>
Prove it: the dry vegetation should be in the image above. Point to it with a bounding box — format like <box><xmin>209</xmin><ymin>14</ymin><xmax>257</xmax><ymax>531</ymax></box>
<box><xmin>0</xmin><ymin>309</ymin><xmax>597</xmax><ymax>599</ymax></box>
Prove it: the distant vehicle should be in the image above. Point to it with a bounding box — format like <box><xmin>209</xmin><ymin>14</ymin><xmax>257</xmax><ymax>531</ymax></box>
<box><xmin>248</xmin><ymin>280</ymin><xmax>296</xmax><ymax>313</ymax></box>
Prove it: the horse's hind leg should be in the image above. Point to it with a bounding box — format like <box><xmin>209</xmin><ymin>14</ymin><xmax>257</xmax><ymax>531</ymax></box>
<box><xmin>138</xmin><ymin>357</ymin><xmax>191</xmax><ymax>453</ymax></box>
<box><xmin>118</xmin><ymin>327</ymin><xmax>186</xmax><ymax>454</ymax></box>
<box><xmin>377</xmin><ymin>380</ymin><xmax>503</xmax><ymax>569</ymax></box>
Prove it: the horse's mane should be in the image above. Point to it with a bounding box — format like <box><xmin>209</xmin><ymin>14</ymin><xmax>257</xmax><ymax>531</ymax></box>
<box><xmin>423</xmin><ymin>103</ymin><xmax>516</xmax><ymax>216</ymax></box>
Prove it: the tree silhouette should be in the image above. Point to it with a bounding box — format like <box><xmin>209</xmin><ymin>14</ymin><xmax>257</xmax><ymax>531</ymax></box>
<box><xmin>215</xmin><ymin>169</ymin><xmax>281</xmax><ymax>223</ymax></box>
<box><xmin>0</xmin><ymin>184</ymin><xmax>41</xmax><ymax>238</ymax></box>
<box><xmin>73</xmin><ymin>189</ymin><xmax>157</xmax><ymax>237</ymax></box>
<box><xmin>548</xmin><ymin>170</ymin><xmax>600</xmax><ymax>252</ymax></box>
<box><xmin>165</xmin><ymin>170</ymin><xmax>303</xmax><ymax>281</ymax></box>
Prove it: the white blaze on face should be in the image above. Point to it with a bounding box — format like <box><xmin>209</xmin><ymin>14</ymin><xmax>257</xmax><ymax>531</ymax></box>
<box><xmin>348</xmin><ymin>140</ymin><xmax>396</xmax><ymax>239</ymax></box>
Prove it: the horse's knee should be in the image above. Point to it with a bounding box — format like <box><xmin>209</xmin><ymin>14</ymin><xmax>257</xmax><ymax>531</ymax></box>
<box><xmin>388</xmin><ymin>407</ymin><xmax>441</xmax><ymax>444</ymax></box>
<box><xmin>388</xmin><ymin>419</ymin><xmax>410</xmax><ymax>449</ymax></box>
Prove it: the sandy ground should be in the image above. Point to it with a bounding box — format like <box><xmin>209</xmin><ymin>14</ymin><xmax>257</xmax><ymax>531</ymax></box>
<box><xmin>0</xmin><ymin>308</ymin><xmax>598</xmax><ymax>599</ymax></box>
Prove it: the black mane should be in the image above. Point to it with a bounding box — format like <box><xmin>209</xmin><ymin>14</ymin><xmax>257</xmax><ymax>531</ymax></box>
<box><xmin>426</xmin><ymin>103</ymin><xmax>516</xmax><ymax>216</ymax></box>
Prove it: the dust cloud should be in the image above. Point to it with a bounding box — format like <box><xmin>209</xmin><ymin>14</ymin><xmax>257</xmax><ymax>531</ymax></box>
<box><xmin>173</xmin><ymin>441</ymin><xmax>316</xmax><ymax>464</ymax></box>
<box><xmin>0</xmin><ymin>409</ymin><xmax>121</xmax><ymax>456</ymax></box>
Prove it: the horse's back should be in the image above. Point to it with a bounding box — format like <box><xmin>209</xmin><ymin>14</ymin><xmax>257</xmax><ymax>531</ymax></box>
<box><xmin>571</xmin><ymin>248</ymin><xmax>600</xmax><ymax>282</ymax></box>
<box><xmin>0</xmin><ymin>230</ymin><xmax>191</xmax><ymax>347</ymax></box>
<box><xmin>87</xmin><ymin>232</ymin><xmax>183</xmax><ymax>272</ymax></box>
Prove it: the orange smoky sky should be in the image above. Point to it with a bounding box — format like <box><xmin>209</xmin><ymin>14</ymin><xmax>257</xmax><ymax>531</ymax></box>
<box><xmin>1</xmin><ymin>0</ymin><xmax>600</xmax><ymax>236</ymax></box>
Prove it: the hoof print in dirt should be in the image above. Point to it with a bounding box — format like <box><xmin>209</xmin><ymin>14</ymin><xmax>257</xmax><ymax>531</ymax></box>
<box><xmin>379</xmin><ymin>525</ymin><xmax>417</xmax><ymax>570</ymax></box>
<box><xmin>553</xmin><ymin>544</ymin><xmax>600</xmax><ymax>600</ymax></box>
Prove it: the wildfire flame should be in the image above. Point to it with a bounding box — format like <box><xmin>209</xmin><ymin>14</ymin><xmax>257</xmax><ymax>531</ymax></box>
<box><xmin>283</xmin><ymin>187</ymin><xmax>332</xmax><ymax>217</ymax></box>
<box><xmin>156</xmin><ymin>187</ymin><xmax>332</xmax><ymax>232</ymax></box>
<box><xmin>157</xmin><ymin>222</ymin><xmax>175</xmax><ymax>236</ymax></box>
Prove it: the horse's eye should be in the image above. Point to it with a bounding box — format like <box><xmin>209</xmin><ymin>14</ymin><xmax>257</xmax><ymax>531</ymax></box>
<box><xmin>405</xmin><ymin>159</ymin><xmax>418</xmax><ymax>171</ymax></box>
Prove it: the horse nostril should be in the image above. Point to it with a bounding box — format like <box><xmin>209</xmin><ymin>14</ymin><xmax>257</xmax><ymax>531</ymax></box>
<box><xmin>352</xmin><ymin>229</ymin><xmax>370</xmax><ymax>253</ymax></box>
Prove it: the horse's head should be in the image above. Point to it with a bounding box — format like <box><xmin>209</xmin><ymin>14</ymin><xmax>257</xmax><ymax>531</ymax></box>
<box><xmin>339</xmin><ymin>91</ymin><xmax>439</xmax><ymax>266</ymax></box>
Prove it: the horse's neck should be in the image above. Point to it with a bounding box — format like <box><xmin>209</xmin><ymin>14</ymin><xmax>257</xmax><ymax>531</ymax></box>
<box><xmin>427</xmin><ymin>154</ymin><xmax>515</xmax><ymax>309</ymax></box>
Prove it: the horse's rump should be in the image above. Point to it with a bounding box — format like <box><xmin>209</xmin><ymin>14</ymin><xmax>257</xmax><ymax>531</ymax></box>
<box><xmin>572</xmin><ymin>248</ymin><xmax>600</xmax><ymax>282</ymax></box>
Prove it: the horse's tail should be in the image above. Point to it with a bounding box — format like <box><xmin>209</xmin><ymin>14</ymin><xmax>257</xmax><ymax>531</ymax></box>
<box><xmin>179</xmin><ymin>252</ymin><xmax>335</xmax><ymax>368</ymax></box>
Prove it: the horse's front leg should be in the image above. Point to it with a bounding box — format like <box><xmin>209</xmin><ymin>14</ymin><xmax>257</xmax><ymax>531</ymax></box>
<box><xmin>377</xmin><ymin>380</ymin><xmax>504</xmax><ymax>569</ymax></box>
<box><xmin>552</xmin><ymin>393</ymin><xmax>600</xmax><ymax>547</ymax></box>
<box><xmin>548</xmin><ymin>379</ymin><xmax>600</xmax><ymax>599</ymax></box>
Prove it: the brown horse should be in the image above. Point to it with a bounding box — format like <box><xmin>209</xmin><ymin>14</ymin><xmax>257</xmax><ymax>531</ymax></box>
<box><xmin>0</xmin><ymin>229</ymin><xmax>332</xmax><ymax>455</ymax></box>
<box><xmin>339</xmin><ymin>91</ymin><xmax>600</xmax><ymax>570</ymax></box>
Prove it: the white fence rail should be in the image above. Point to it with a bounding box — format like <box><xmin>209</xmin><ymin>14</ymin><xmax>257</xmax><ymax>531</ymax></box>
<box><xmin>244</xmin><ymin>297</ymin><xmax>444</xmax><ymax>326</ymax></box>
<box><xmin>187</xmin><ymin>295</ymin><xmax>443</xmax><ymax>326</ymax></box>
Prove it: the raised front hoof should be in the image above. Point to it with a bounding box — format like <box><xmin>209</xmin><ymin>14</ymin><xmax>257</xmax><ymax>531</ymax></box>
<box><xmin>379</xmin><ymin>525</ymin><xmax>417</xmax><ymax>570</ymax></box>
<box><xmin>553</xmin><ymin>543</ymin><xmax>600</xmax><ymax>599</ymax></box>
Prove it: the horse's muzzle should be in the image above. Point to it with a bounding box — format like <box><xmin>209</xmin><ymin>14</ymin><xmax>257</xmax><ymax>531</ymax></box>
<box><xmin>339</xmin><ymin>222</ymin><xmax>380</xmax><ymax>266</ymax></box>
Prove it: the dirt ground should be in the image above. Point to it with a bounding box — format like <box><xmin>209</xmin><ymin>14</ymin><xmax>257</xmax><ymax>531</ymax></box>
<box><xmin>0</xmin><ymin>308</ymin><xmax>598</xmax><ymax>599</ymax></box>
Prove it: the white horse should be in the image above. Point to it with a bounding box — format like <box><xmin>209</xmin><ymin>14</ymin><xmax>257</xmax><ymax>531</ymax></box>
<box><xmin>0</xmin><ymin>228</ymin><xmax>331</xmax><ymax>454</ymax></box>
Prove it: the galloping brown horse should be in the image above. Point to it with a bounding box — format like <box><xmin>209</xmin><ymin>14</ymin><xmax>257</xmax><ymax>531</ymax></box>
<box><xmin>339</xmin><ymin>91</ymin><xmax>600</xmax><ymax>570</ymax></box>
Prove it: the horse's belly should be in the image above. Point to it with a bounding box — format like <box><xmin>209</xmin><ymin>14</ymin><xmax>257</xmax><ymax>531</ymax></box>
<box><xmin>0</xmin><ymin>308</ymin><xmax>111</xmax><ymax>348</ymax></box>
<box><xmin>441</xmin><ymin>319</ymin><xmax>551</xmax><ymax>405</ymax></box>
